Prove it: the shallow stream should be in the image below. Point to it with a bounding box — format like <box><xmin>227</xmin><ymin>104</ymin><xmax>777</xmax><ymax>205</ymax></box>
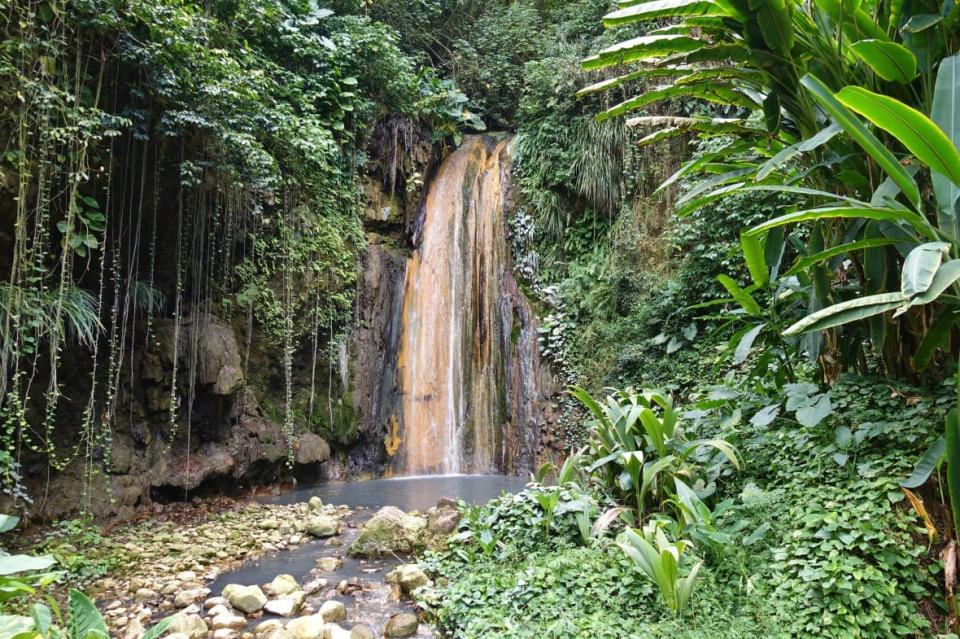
<box><xmin>207</xmin><ymin>474</ymin><xmax>527</xmax><ymax>636</ymax></box>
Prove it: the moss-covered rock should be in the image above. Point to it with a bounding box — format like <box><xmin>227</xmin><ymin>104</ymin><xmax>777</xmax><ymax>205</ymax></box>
<box><xmin>346</xmin><ymin>506</ymin><xmax>426</xmax><ymax>557</ymax></box>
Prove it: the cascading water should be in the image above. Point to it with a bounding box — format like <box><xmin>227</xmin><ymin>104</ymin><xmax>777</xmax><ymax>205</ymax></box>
<box><xmin>394</xmin><ymin>135</ymin><xmax>544</xmax><ymax>475</ymax></box>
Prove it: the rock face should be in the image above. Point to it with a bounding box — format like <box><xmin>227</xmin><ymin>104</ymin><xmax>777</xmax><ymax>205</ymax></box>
<box><xmin>347</xmin><ymin>506</ymin><xmax>426</xmax><ymax>557</ymax></box>
<box><xmin>9</xmin><ymin>311</ymin><xmax>335</xmax><ymax>521</ymax></box>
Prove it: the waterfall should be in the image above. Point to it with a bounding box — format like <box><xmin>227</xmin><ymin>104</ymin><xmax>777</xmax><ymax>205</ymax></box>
<box><xmin>394</xmin><ymin>135</ymin><xmax>542</xmax><ymax>475</ymax></box>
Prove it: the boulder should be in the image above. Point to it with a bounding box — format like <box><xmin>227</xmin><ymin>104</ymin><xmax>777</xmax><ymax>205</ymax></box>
<box><xmin>285</xmin><ymin>614</ymin><xmax>326</xmax><ymax>639</ymax></box>
<box><xmin>327</xmin><ymin>624</ymin><xmax>351</xmax><ymax>639</ymax></box>
<box><xmin>223</xmin><ymin>584</ymin><xmax>267</xmax><ymax>614</ymax></box>
<box><xmin>384</xmin><ymin>613</ymin><xmax>418</xmax><ymax>637</ymax></box>
<box><xmin>349</xmin><ymin>625</ymin><xmax>375</xmax><ymax>639</ymax></box>
<box><xmin>211</xmin><ymin>613</ymin><xmax>247</xmax><ymax>631</ymax></box>
<box><xmin>175</xmin><ymin>587</ymin><xmax>211</xmax><ymax>608</ymax></box>
<box><xmin>294</xmin><ymin>433</ymin><xmax>331</xmax><ymax>465</ymax></box>
<box><xmin>268</xmin><ymin>574</ymin><xmax>300</xmax><ymax>596</ymax></box>
<box><xmin>385</xmin><ymin>565</ymin><xmax>429</xmax><ymax>594</ymax></box>
<box><xmin>168</xmin><ymin>613</ymin><xmax>209</xmax><ymax>639</ymax></box>
<box><xmin>318</xmin><ymin>600</ymin><xmax>346</xmax><ymax>623</ymax></box>
<box><xmin>306</xmin><ymin>514</ymin><xmax>340</xmax><ymax>538</ymax></box>
<box><xmin>314</xmin><ymin>556</ymin><xmax>342</xmax><ymax>572</ymax></box>
<box><xmin>347</xmin><ymin>507</ymin><xmax>425</xmax><ymax>557</ymax></box>
<box><xmin>264</xmin><ymin>591</ymin><xmax>305</xmax><ymax>617</ymax></box>
<box><xmin>254</xmin><ymin>620</ymin><xmax>285</xmax><ymax>637</ymax></box>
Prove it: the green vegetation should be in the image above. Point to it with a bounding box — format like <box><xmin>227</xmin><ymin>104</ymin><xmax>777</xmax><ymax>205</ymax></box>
<box><xmin>4</xmin><ymin>0</ymin><xmax>960</xmax><ymax>636</ymax></box>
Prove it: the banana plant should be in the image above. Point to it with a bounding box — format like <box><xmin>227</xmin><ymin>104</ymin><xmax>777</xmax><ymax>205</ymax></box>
<box><xmin>617</xmin><ymin>521</ymin><xmax>702</xmax><ymax>615</ymax></box>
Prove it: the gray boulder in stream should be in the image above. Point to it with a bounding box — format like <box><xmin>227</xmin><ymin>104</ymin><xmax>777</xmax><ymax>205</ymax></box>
<box><xmin>306</xmin><ymin>513</ymin><xmax>340</xmax><ymax>537</ymax></box>
<box><xmin>347</xmin><ymin>506</ymin><xmax>426</xmax><ymax>557</ymax></box>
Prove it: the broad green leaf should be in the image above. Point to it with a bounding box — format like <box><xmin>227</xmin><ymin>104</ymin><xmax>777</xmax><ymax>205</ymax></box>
<box><xmin>800</xmin><ymin>74</ymin><xmax>921</xmax><ymax>210</ymax></box>
<box><xmin>748</xmin><ymin>206</ymin><xmax>931</xmax><ymax>238</ymax></box>
<box><xmin>932</xmin><ymin>55</ymin><xmax>960</xmax><ymax>242</ymax></box>
<box><xmin>756</xmin><ymin>123</ymin><xmax>842</xmax><ymax>180</ymax></box>
<box><xmin>0</xmin><ymin>515</ymin><xmax>18</xmax><ymax>534</ymax></box>
<box><xmin>717</xmin><ymin>275</ymin><xmax>762</xmax><ymax>315</ymax></box>
<box><xmin>900</xmin><ymin>242</ymin><xmax>949</xmax><ymax>297</ymax></box>
<box><xmin>837</xmin><ymin>86</ymin><xmax>960</xmax><ymax>186</ymax></box>
<box><xmin>754</xmin><ymin>0</ymin><xmax>793</xmax><ymax>54</ymax></box>
<box><xmin>902</xmin><ymin>14</ymin><xmax>942</xmax><ymax>33</ymax></box>
<box><xmin>67</xmin><ymin>590</ymin><xmax>108</xmax><ymax>639</ymax></box>
<box><xmin>27</xmin><ymin>604</ymin><xmax>51</xmax><ymax>636</ymax></box>
<box><xmin>905</xmin><ymin>259</ymin><xmax>960</xmax><ymax>308</ymax></box>
<box><xmin>814</xmin><ymin>0</ymin><xmax>890</xmax><ymax>41</ymax></box>
<box><xmin>598</xmin><ymin>82</ymin><xmax>758</xmax><ymax>121</ymax></box>
<box><xmin>913</xmin><ymin>309</ymin><xmax>958</xmax><ymax>370</ymax></box>
<box><xmin>795</xmin><ymin>393</ymin><xmax>833</xmax><ymax>427</ymax></box>
<box><xmin>734</xmin><ymin>323</ymin><xmax>764</xmax><ymax>364</ymax></box>
<box><xmin>945</xmin><ymin>409</ymin><xmax>960</xmax><ymax>538</ymax></box>
<box><xmin>750</xmin><ymin>404</ymin><xmax>780</xmax><ymax>427</ymax></box>
<box><xmin>0</xmin><ymin>555</ymin><xmax>56</xmax><ymax>576</ymax></box>
<box><xmin>783</xmin><ymin>292</ymin><xmax>908</xmax><ymax>335</ymax></box>
<box><xmin>849</xmin><ymin>40</ymin><xmax>918</xmax><ymax>82</ymax></box>
<box><xmin>583</xmin><ymin>35</ymin><xmax>703</xmax><ymax>70</ymax></box>
<box><xmin>603</xmin><ymin>0</ymin><xmax>730</xmax><ymax>27</ymax></box>
<box><xmin>785</xmin><ymin>238</ymin><xmax>900</xmax><ymax>276</ymax></box>
<box><xmin>901</xmin><ymin>437</ymin><xmax>946</xmax><ymax>488</ymax></box>
<box><xmin>0</xmin><ymin>615</ymin><xmax>34</xmax><ymax>639</ymax></box>
<box><xmin>740</xmin><ymin>232</ymin><xmax>768</xmax><ymax>286</ymax></box>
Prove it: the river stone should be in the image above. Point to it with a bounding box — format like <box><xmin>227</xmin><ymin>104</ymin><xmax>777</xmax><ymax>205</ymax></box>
<box><xmin>207</xmin><ymin>604</ymin><xmax>230</xmax><ymax>617</ymax></box>
<box><xmin>315</xmin><ymin>556</ymin><xmax>342</xmax><ymax>572</ymax></box>
<box><xmin>134</xmin><ymin>587</ymin><xmax>157</xmax><ymax>601</ymax></box>
<box><xmin>269</xmin><ymin>574</ymin><xmax>301</xmax><ymax>596</ymax></box>
<box><xmin>346</xmin><ymin>507</ymin><xmax>426</xmax><ymax>557</ymax></box>
<box><xmin>326</xmin><ymin>624</ymin><xmax>351</xmax><ymax>639</ymax></box>
<box><xmin>319</xmin><ymin>600</ymin><xmax>346</xmax><ymax>623</ymax></box>
<box><xmin>306</xmin><ymin>514</ymin><xmax>340</xmax><ymax>538</ymax></box>
<box><xmin>254</xmin><ymin>620</ymin><xmax>284</xmax><ymax>637</ymax></box>
<box><xmin>349</xmin><ymin>624</ymin><xmax>375</xmax><ymax>639</ymax></box>
<box><xmin>168</xmin><ymin>612</ymin><xmax>209</xmax><ymax>639</ymax></box>
<box><xmin>264</xmin><ymin>592</ymin><xmax>305</xmax><ymax>617</ymax></box>
<box><xmin>285</xmin><ymin>614</ymin><xmax>326</xmax><ymax>639</ymax></box>
<box><xmin>213</xmin><ymin>630</ymin><xmax>240</xmax><ymax>639</ymax></box>
<box><xmin>385</xmin><ymin>564</ymin><xmax>429</xmax><ymax>594</ymax></box>
<box><xmin>175</xmin><ymin>587</ymin><xmax>211</xmax><ymax>608</ymax></box>
<box><xmin>384</xmin><ymin>613</ymin><xmax>418</xmax><ymax>637</ymax></box>
<box><xmin>211</xmin><ymin>612</ymin><xmax>247</xmax><ymax>630</ymax></box>
<box><xmin>223</xmin><ymin>584</ymin><xmax>267</xmax><ymax>613</ymax></box>
<box><xmin>308</xmin><ymin>496</ymin><xmax>323</xmax><ymax>513</ymax></box>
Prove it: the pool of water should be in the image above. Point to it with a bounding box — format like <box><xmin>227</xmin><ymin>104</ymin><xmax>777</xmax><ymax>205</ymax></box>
<box><xmin>259</xmin><ymin>474</ymin><xmax>530</xmax><ymax>511</ymax></box>
<box><xmin>206</xmin><ymin>474</ymin><xmax>529</xmax><ymax>635</ymax></box>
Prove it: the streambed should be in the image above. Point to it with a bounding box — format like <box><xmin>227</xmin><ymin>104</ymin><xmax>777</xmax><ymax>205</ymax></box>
<box><xmin>92</xmin><ymin>475</ymin><xmax>527</xmax><ymax>638</ymax></box>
